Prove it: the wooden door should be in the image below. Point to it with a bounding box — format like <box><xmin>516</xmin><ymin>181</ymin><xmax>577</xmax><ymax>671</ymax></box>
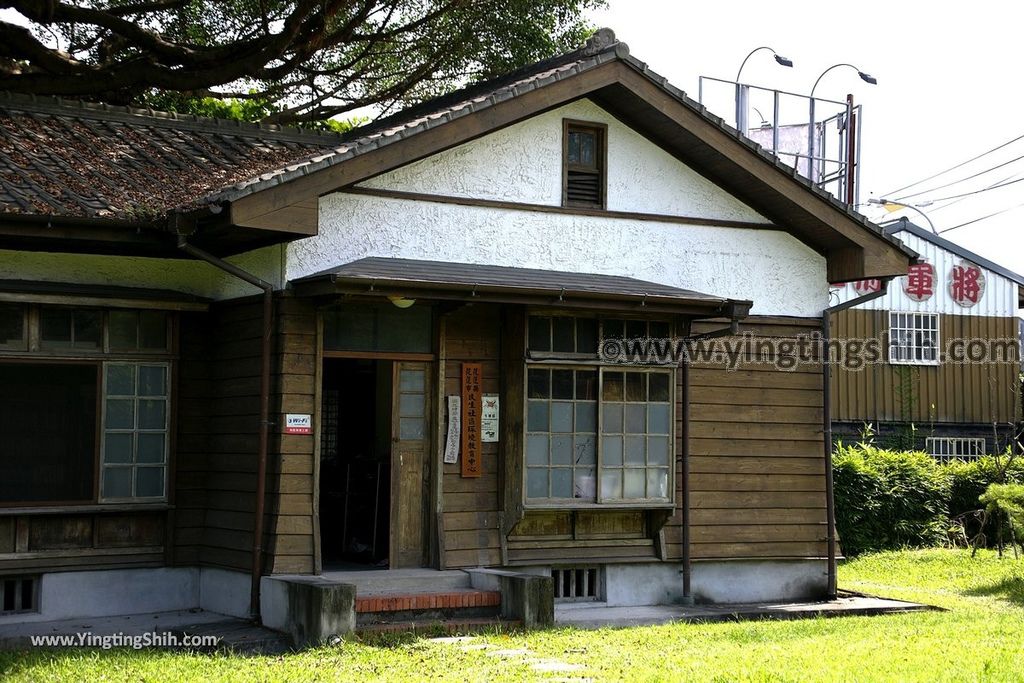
<box><xmin>390</xmin><ymin>362</ymin><xmax>431</xmax><ymax>568</ymax></box>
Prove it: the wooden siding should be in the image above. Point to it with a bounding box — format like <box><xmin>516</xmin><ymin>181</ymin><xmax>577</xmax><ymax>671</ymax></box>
<box><xmin>174</xmin><ymin>295</ymin><xmax>318</xmax><ymax>575</ymax></box>
<box><xmin>830</xmin><ymin>309</ymin><xmax>1021</xmax><ymax>424</ymax></box>
<box><xmin>664</xmin><ymin>317</ymin><xmax>828</xmax><ymax>562</ymax></box>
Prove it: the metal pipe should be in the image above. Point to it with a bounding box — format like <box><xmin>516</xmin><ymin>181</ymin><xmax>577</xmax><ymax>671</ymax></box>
<box><xmin>681</xmin><ymin>352</ymin><xmax>693</xmax><ymax>603</ymax></box>
<box><xmin>822</xmin><ymin>279</ymin><xmax>891</xmax><ymax>598</ymax></box>
<box><xmin>177</xmin><ymin>237</ymin><xmax>274</xmax><ymax>621</ymax></box>
<box><xmin>845</xmin><ymin>95</ymin><xmax>857</xmax><ymax>206</ymax></box>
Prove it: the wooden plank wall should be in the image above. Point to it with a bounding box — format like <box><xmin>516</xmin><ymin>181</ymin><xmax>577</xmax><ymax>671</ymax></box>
<box><xmin>830</xmin><ymin>310</ymin><xmax>1021</xmax><ymax>425</ymax></box>
<box><xmin>440</xmin><ymin>305</ymin><xmax>503</xmax><ymax>568</ymax></box>
<box><xmin>174</xmin><ymin>295</ymin><xmax>318</xmax><ymax>575</ymax></box>
<box><xmin>664</xmin><ymin>317</ymin><xmax>828</xmax><ymax>562</ymax></box>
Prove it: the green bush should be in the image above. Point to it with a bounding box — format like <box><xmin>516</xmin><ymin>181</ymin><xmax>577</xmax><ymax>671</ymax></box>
<box><xmin>947</xmin><ymin>456</ymin><xmax>1024</xmax><ymax>520</ymax></box>
<box><xmin>833</xmin><ymin>444</ymin><xmax>950</xmax><ymax>555</ymax></box>
<box><xmin>980</xmin><ymin>483</ymin><xmax>1024</xmax><ymax>531</ymax></box>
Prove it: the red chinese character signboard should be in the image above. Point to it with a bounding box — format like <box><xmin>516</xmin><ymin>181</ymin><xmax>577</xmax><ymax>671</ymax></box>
<box><xmin>948</xmin><ymin>261</ymin><xmax>986</xmax><ymax>308</ymax></box>
<box><xmin>852</xmin><ymin>279</ymin><xmax>882</xmax><ymax>295</ymax></box>
<box><xmin>461</xmin><ymin>362</ymin><xmax>482</xmax><ymax>478</ymax></box>
<box><xmin>903</xmin><ymin>262</ymin><xmax>935</xmax><ymax>302</ymax></box>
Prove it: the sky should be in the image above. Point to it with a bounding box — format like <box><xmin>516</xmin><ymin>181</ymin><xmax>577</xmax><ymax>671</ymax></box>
<box><xmin>589</xmin><ymin>1</ymin><xmax>1024</xmax><ymax>275</ymax></box>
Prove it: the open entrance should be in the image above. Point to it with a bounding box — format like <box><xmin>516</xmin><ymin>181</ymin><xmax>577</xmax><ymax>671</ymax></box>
<box><xmin>320</xmin><ymin>358</ymin><xmax>431</xmax><ymax>569</ymax></box>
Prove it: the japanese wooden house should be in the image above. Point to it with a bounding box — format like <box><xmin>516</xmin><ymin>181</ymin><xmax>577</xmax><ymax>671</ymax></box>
<box><xmin>830</xmin><ymin>219</ymin><xmax>1023</xmax><ymax>458</ymax></box>
<box><xmin>0</xmin><ymin>30</ymin><xmax>915</xmax><ymax>633</ymax></box>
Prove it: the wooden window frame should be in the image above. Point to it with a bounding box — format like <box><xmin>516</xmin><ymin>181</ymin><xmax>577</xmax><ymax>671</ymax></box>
<box><xmin>562</xmin><ymin>119</ymin><xmax>608</xmax><ymax>210</ymax></box>
<box><xmin>523</xmin><ymin>313</ymin><xmax>676</xmax><ymax>510</ymax></box>
<box><xmin>0</xmin><ymin>304</ymin><xmax>177</xmax><ymax>508</ymax></box>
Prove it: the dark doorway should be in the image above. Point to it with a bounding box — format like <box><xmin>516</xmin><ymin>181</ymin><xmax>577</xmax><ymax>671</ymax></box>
<box><xmin>319</xmin><ymin>359</ymin><xmax>393</xmax><ymax>568</ymax></box>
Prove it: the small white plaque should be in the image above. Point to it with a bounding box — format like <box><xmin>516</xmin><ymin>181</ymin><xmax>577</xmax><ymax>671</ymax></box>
<box><xmin>481</xmin><ymin>394</ymin><xmax>499</xmax><ymax>443</ymax></box>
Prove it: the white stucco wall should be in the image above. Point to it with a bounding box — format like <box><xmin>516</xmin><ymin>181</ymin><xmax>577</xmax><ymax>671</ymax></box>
<box><xmin>293</xmin><ymin>193</ymin><xmax>827</xmax><ymax>317</ymax></box>
<box><xmin>0</xmin><ymin>244</ymin><xmax>284</xmax><ymax>301</ymax></box>
<box><xmin>360</xmin><ymin>99</ymin><xmax>769</xmax><ymax>224</ymax></box>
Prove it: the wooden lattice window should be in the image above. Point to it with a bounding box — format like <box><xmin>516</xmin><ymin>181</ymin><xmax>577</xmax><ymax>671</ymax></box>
<box><xmin>563</xmin><ymin>120</ymin><xmax>606</xmax><ymax>209</ymax></box>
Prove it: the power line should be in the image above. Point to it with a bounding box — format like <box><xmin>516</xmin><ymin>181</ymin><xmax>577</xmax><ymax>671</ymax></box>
<box><xmin>894</xmin><ymin>152</ymin><xmax>1024</xmax><ymax>202</ymax></box>
<box><xmin>938</xmin><ymin>201</ymin><xmax>1024</xmax><ymax>234</ymax></box>
<box><xmin>925</xmin><ymin>172</ymin><xmax>1022</xmax><ymax>214</ymax></box>
<box><xmin>915</xmin><ymin>175</ymin><xmax>1024</xmax><ymax>203</ymax></box>
<box><xmin>882</xmin><ymin>132</ymin><xmax>1024</xmax><ymax>197</ymax></box>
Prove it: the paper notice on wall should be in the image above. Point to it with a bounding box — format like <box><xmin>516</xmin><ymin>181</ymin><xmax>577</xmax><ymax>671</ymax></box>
<box><xmin>481</xmin><ymin>394</ymin><xmax>499</xmax><ymax>442</ymax></box>
<box><xmin>443</xmin><ymin>395</ymin><xmax>461</xmax><ymax>464</ymax></box>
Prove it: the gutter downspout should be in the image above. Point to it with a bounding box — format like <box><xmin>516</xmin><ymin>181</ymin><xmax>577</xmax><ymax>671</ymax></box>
<box><xmin>822</xmin><ymin>278</ymin><xmax>891</xmax><ymax>598</ymax></box>
<box><xmin>680</xmin><ymin>351</ymin><xmax>693</xmax><ymax>605</ymax></box>
<box><xmin>177</xmin><ymin>236</ymin><xmax>274</xmax><ymax>621</ymax></box>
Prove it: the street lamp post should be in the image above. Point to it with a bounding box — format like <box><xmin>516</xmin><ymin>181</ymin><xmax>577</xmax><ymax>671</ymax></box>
<box><xmin>867</xmin><ymin>198</ymin><xmax>938</xmax><ymax>234</ymax></box>
<box><xmin>808</xmin><ymin>64</ymin><xmax>877</xmax><ymax>186</ymax></box>
<box><xmin>734</xmin><ymin>47</ymin><xmax>793</xmax><ymax>135</ymax></box>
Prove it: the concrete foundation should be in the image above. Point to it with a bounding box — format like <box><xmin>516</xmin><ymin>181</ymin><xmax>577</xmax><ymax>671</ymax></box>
<box><xmin>260</xmin><ymin>576</ymin><xmax>356</xmax><ymax>646</ymax></box>
<box><xmin>0</xmin><ymin>566</ymin><xmax>251</xmax><ymax>626</ymax></box>
<box><xmin>467</xmin><ymin>569</ymin><xmax>554</xmax><ymax>627</ymax></box>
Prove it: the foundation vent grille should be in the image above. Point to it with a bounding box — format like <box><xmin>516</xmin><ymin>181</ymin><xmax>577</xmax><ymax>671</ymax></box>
<box><xmin>1</xmin><ymin>576</ymin><xmax>38</xmax><ymax>614</ymax></box>
<box><xmin>553</xmin><ymin>566</ymin><xmax>600</xmax><ymax>602</ymax></box>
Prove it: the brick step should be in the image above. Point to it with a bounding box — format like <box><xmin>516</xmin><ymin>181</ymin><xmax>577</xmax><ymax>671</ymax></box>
<box><xmin>355</xmin><ymin>590</ymin><xmax>501</xmax><ymax>613</ymax></box>
<box><xmin>355</xmin><ymin>617</ymin><xmax>522</xmax><ymax>637</ymax></box>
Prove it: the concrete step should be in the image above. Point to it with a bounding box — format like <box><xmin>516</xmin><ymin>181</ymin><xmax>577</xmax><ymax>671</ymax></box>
<box><xmin>355</xmin><ymin>590</ymin><xmax>501</xmax><ymax>613</ymax></box>
<box><xmin>321</xmin><ymin>569</ymin><xmax>472</xmax><ymax>595</ymax></box>
<box><xmin>356</xmin><ymin>617</ymin><xmax>521</xmax><ymax>637</ymax></box>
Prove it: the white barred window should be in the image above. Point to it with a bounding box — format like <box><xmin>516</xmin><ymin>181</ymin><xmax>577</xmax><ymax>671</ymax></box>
<box><xmin>926</xmin><ymin>437</ymin><xmax>985</xmax><ymax>462</ymax></box>
<box><xmin>889</xmin><ymin>312</ymin><xmax>939</xmax><ymax>365</ymax></box>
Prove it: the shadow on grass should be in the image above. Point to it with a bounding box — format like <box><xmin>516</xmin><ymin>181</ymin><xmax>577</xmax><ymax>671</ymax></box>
<box><xmin>964</xmin><ymin>574</ymin><xmax>1024</xmax><ymax>606</ymax></box>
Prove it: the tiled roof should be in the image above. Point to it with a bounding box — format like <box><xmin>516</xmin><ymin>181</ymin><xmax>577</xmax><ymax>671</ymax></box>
<box><xmin>0</xmin><ymin>94</ymin><xmax>342</xmax><ymax>219</ymax></box>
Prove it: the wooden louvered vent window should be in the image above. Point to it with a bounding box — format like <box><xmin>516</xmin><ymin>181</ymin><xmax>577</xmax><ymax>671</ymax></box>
<box><xmin>563</xmin><ymin>121</ymin><xmax>606</xmax><ymax>209</ymax></box>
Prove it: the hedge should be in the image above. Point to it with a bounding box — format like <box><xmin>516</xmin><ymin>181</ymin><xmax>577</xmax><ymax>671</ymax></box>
<box><xmin>833</xmin><ymin>443</ymin><xmax>1024</xmax><ymax>556</ymax></box>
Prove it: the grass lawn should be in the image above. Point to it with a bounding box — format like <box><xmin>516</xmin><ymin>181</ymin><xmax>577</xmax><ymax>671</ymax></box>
<box><xmin>2</xmin><ymin>548</ymin><xmax>1023</xmax><ymax>682</ymax></box>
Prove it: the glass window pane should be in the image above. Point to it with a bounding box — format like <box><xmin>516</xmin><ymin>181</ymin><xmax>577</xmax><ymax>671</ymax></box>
<box><xmin>528</xmin><ymin>316</ymin><xmax>550</xmax><ymax>352</ymax></box>
<box><xmin>576</xmin><ymin>319</ymin><xmax>597</xmax><ymax>354</ymax></box>
<box><xmin>0</xmin><ymin>304</ymin><xmax>24</xmax><ymax>348</ymax></box>
<box><xmin>626</xmin><ymin>373</ymin><xmax>646</xmax><ymax>402</ymax></box>
<box><xmin>527</xmin><ymin>468</ymin><xmax>548</xmax><ymax>498</ymax></box>
<box><xmin>603</xmin><ymin>372</ymin><xmax>623</xmax><ymax>401</ymax></box>
<box><xmin>399</xmin><ymin>417</ymin><xmax>425</xmax><ymax>440</ymax></box>
<box><xmin>104</xmin><ymin>433</ymin><xmax>133</xmax><ymax>464</ymax></box>
<box><xmin>647</xmin><ymin>436</ymin><xmax>670</xmax><ymax>466</ymax></box>
<box><xmin>574</xmin><ymin>435</ymin><xmax>596</xmax><ymax>465</ymax></box>
<box><xmin>551</xmin><ymin>435</ymin><xmax>573</xmax><ymax>465</ymax></box>
<box><xmin>647</xmin><ymin>468</ymin><xmax>669</xmax><ymax>499</ymax></box>
<box><xmin>527</xmin><ymin>435</ymin><xmax>549</xmax><ymax>466</ymax></box>
<box><xmin>527</xmin><ymin>401</ymin><xmax>549</xmax><ymax>432</ymax></box>
<box><xmin>575</xmin><ymin>370</ymin><xmax>597</xmax><ymax>400</ymax></box>
<box><xmin>108</xmin><ymin>310</ymin><xmax>138</xmax><ymax>350</ymax></box>
<box><xmin>567</xmin><ymin>132</ymin><xmax>581</xmax><ymax>164</ymax></box>
<box><xmin>139</xmin><ymin>311</ymin><xmax>168</xmax><ymax>350</ymax></box>
<box><xmin>579</xmin><ymin>132</ymin><xmax>595</xmax><ymax>166</ymax></box>
<box><xmin>551</xmin><ymin>370</ymin><xmax>573</xmax><ymax>399</ymax></box>
<box><xmin>137</xmin><ymin>433</ymin><xmax>166</xmax><ymax>464</ymax></box>
<box><xmin>551</xmin><ymin>402</ymin><xmax>573</xmax><ymax>433</ymax></box>
<box><xmin>106</xmin><ymin>364</ymin><xmax>135</xmax><ymax>396</ymax></box>
<box><xmin>399</xmin><ymin>393</ymin><xmax>425</xmax><ymax>417</ymax></box>
<box><xmin>574</xmin><ymin>469</ymin><xmax>596</xmax><ymax>500</ymax></box>
<box><xmin>527</xmin><ymin>369</ymin><xmax>550</xmax><ymax>399</ymax></box>
<box><xmin>138</xmin><ymin>365</ymin><xmax>166</xmax><ymax>397</ymax></box>
<box><xmin>648</xmin><ymin>404</ymin><xmax>671</xmax><ymax>435</ymax></box>
<box><xmin>625</xmin><ymin>435</ymin><xmax>645</xmax><ymax>465</ymax></box>
<box><xmin>602</xmin><ymin>435</ymin><xmax>623</xmax><ymax>465</ymax></box>
<box><xmin>649</xmin><ymin>321</ymin><xmax>670</xmax><ymax>339</ymax></box>
<box><xmin>138</xmin><ymin>399</ymin><xmax>166</xmax><ymax>430</ymax></box>
<box><xmin>552</xmin><ymin>317</ymin><xmax>575</xmax><ymax>352</ymax></box>
<box><xmin>400</xmin><ymin>369</ymin><xmax>425</xmax><ymax>392</ymax></box>
<box><xmin>625</xmin><ymin>404</ymin><xmax>646</xmax><ymax>433</ymax></box>
<box><xmin>103</xmin><ymin>467</ymin><xmax>132</xmax><ymax>498</ymax></box>
<box><xmin>603</xmin><ymin>403</ymin><xmax>623</xmax><ymax>433</ymax></box>
<box><xmin>601</xmin><ymin>469</ymin><xmax>622</xmax><ymax>500</ymax></box>
<box><xmin>624</xmin><ymin>470</ymin><xmax>645</xmax><ymax>498</ymax></box>
<box><xmin>73</xmin><ymin>310</ymin><xmax>101</xmax><ymax>350</ymax></box>
<box><xmin>135</xmin><ymin>467</ymin><xmax>165</xmax><ymax>498</ymax></box>
<box><xmin>649</xmin><ymin>373</ymin><xmax>671</xmax><ymax>402</ymax></box>
<box><xmin>575</xmin><ymin>402</ymin><xmax>596</xmax><ymax>432</ymax></box>
<box><xmin>603</xmin><ymin>319</ymin><xmax>624</xmax><ymax>340</ymax></box>
<box><xmin>551</xmin><ymin>469</ymin><xmax>572</xmax><ymax>498</ymax></box>
<box><xmin>626</xmin><ymin>320</ymin><xmax>646</xmax><ymax>338</ymax></box>
<box><xmin>40</xmin><ymin>308</ymin><xmax>72</xmax><ymax>348</ymax></box>
<box><xmin>106</xmin><ymin>399</ymin><xmax>134</xmax><ymax>429</ymax></box>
